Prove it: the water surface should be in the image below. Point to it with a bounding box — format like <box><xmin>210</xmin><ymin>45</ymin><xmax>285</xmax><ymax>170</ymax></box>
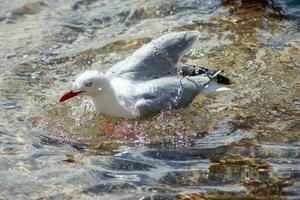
<box><xmin>0</xmin><ymin>0</ymin><xmax>300</xmax><ymax>199</ymax></box>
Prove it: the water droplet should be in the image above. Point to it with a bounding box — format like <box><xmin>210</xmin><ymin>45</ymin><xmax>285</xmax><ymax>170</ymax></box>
<box><xmin>31</xmin><ymin>73</ymin><xmax>38</xmax><ymax>79</ymax></box>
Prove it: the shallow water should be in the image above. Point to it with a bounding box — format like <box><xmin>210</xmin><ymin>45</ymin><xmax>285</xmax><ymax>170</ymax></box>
<box><xmin>0</xmin><ymin>0</ymin><xmax>300</xmax><ymax>199</ymax></box>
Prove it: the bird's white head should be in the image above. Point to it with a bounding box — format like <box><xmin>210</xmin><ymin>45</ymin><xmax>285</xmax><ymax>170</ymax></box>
<box><xmin>59</xmin><ymin>70</ymin><xmax>108</xmax><ymax>103</ymax></box>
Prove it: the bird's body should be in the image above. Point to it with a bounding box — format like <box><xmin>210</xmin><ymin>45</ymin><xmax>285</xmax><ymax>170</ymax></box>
<box><xmin>60</xmin><ymin>31</ymin><xmax>231</xmax><ymax>118</ymax></box>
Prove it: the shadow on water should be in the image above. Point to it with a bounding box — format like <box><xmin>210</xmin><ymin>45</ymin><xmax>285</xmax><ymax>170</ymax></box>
<box><xmin>0</xmin><ymin>0</ymin><xmax>300</xmax><ymax>199</ymax></box>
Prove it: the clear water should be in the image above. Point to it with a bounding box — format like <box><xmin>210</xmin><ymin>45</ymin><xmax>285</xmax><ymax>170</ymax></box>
<box><xmin>0</xmin><ymin>0</ymin><xmax>299</xmax><ymax>199</ymax></box>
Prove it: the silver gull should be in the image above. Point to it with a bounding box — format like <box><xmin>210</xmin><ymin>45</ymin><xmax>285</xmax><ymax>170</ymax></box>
<box><xmin>59</xmin><ymin>31</ymin><xmax>231</xmax><ymax>118</ymax></box>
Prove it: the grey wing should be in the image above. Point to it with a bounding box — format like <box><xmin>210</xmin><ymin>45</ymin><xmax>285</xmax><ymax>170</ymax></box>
<box><xmin>105</xmin><ymin>31</ymin><xmax>200</xmax><ymax>81</ymax></box>
<box><xmin>134</xmin><ymin>75</ymin><xmax>210</xmax><ymax>116</ymax></box>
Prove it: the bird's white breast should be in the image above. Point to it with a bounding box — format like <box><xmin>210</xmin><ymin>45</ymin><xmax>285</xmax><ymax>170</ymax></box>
<box><xmin>92</xmin><ymin>77</ymin><xmax>139</xmax><ymax>118</ymax></box>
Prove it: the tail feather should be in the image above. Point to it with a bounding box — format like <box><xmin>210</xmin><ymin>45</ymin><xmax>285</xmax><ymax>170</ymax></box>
<box><xmin>202</xmin><ymin>80</ymin><xmax>231</xmax><ymax>93</ymax></box>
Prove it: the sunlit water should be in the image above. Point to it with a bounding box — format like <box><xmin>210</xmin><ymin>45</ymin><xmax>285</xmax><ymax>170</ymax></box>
<box><xmin>0</xmin><ymin>0</ymin><xmax>300</xmax><ymax>199</ymax></box>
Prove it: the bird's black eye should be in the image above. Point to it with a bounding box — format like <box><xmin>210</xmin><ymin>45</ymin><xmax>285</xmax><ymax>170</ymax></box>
<box><xmin>85</xmin><ymin>81</ymin><xmax>93</xmax><ymax>87</ymax></box>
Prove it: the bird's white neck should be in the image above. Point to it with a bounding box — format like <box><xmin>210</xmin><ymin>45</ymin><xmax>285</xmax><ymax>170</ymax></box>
<box><xmin>91</xmin><ymin>80</ymin><xmax>136</xmax><ymax>118</ymax></box>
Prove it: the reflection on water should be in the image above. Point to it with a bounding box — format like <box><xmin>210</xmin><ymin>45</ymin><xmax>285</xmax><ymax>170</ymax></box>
<box><xmin>0</xmin><ymin>0</ymin><xmax>300</xmax><ymax>199</ymax></box>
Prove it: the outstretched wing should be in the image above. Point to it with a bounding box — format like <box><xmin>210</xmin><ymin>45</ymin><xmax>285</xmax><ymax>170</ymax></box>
<box><xmin>105</xmin><ymin>31</ymin><xmax>200</xmax><ymax>81</ymax></box>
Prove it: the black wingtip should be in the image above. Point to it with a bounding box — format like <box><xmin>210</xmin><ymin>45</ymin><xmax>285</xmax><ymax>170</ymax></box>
<box><xmin>179</xmin><ymin>64</ymin><xmax>232</xmax><ymax>85</ymax></box>
<box><xmin>216</xmin><ymin>74</ymin><xmax>231</xmax><ymax>85</ymax></box>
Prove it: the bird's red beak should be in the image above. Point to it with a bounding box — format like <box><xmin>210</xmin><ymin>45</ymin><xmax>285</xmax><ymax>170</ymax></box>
<box><xmin>59</xmin><ymin>90</ymin><xmax>82</xmax><ymax>103</ymax></box>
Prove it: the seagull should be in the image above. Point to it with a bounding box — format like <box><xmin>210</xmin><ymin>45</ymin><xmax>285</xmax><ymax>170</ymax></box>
<box><xmin>59</xmin><ymin>31</ymin><xmax>231</xmax><ymax>118</ymax></box>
